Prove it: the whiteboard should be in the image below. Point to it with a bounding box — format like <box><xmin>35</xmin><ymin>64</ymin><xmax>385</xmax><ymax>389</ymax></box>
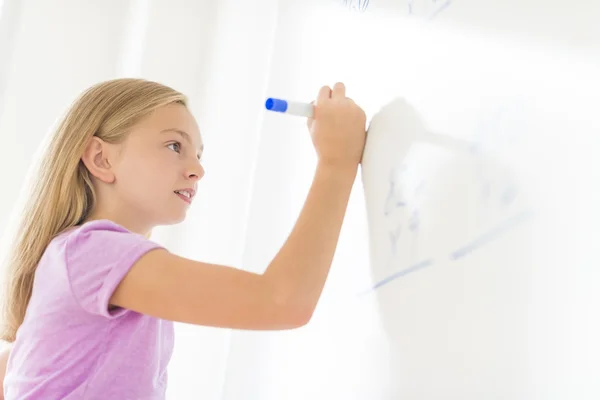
<box><xmin>353</xmin><ymin>2</ymin><xmax>600</xmax><ymax>397</ymax></box>
<box><xmin>361</xmin><ymin>95</ymin><xmax>599</xmax><ymax>398</ymax></box>
<box><xmin>227</xmin><ymin>0</ymin><xmax>600</xmax><ymax>398</ymax></box>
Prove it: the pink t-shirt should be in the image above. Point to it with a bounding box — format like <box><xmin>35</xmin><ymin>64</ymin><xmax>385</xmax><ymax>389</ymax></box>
<box><xmin>4</xmin><ymin>220</ymin><xmax>173</xmax><ymax>399</ymax></box>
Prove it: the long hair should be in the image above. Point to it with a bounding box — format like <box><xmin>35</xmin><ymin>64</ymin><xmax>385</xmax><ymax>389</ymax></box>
<box><xmin>0</xmin><ymin>78</ymin><xmax>187</xmax><ymax>342</ymax></box>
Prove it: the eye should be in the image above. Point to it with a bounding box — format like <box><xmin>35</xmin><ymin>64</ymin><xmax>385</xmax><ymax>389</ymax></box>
<box><xmin>167</xmin><ymin>142</ymin><xmax>181</xmax><ymax>153</ymax></box>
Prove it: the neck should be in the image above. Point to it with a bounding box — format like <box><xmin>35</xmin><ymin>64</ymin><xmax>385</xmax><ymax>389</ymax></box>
<box><xmin>84</xmin><ymin>182</ymin><xmax>156</xmax><ymax>237</ymax></box>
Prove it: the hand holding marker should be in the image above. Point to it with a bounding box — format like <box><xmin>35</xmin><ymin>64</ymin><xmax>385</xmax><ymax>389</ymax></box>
<box><xmin>266</xmin><ymin>84</ymin><xmax>367</xmax><ymax>168</ymax></box>
<box><xmin>266</xmin><ymin>92</ymin><xmax>476</xmax><ymax>163</ymax></box>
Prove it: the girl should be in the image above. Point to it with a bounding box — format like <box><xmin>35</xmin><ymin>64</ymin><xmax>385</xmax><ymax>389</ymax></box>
<box><xmin>0</xmin><ymin>78</ymin><xmax>366</xmax><ymax>399</ymax></box>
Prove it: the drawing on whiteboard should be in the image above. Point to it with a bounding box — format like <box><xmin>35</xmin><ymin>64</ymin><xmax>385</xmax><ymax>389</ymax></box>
<box><xmin>471</xmin><ymin>148</ymin><xmax>523</xmax><ymax>234</ymax></box>
<box><xmin>384</xmin><ymin>165</ymin><xmax>407</xmax><ymax>256</ymax></box>
<box><xmin>500</xmin><ymin>183</ymin><xmax>518</xmax><ymax>207</ymax></box>
<box><xmin>341</xmin><ymin>0</ymin><xmax>451</xmax><ymax>17</ymax></box>
<box><xmin>383</xmin><ymin>163</ymin><xmax>425</xmax><ymax>261</ymax></box>
<box><xmin>384</xmin><ymin>166</ymin><xmax>405</xmax><ymax>257</ymax></box>
<box><xmin>375</xmin><ymin>160</ymin><xmax>431</xmax><ymax>292</ymax></box>
<box><xmin>408</xmin><ymin>209</ymin><xmax>421</xmax><ymax>262</ymax></box>
<box><xmin>364</xmin><ymin>154</ymin><xmax>530</xmax><ymax>294</ymax></box>
<box><xmin>474</xmin><ymin>162</ymin><xmax>518</xmax><ymax>224</ymax></box>
<box><xmin>360</xmin><ymin>98</ymin><xmax>535</xmax><ymax>295</ymax></box>
<box><xmin>364</xmin><ymin>206</ymin><xmax>532</xmax><ymax>294</ymax></box>
<box><xmin>370</xmin><ymin>258</ymin><xmax>434</xmax><ymax>292</ymax></box>
<box><xmin>389</xmin><ymin>223</ymin><xmax>402</xmax><ymax>255</ymax></box>
<box><xmin>408</xmin><ymin>209</ymin><xmax>420</xmax><ymax>234</ymax></box>
<box><xmin>384</xmin><ymin>165</ymin><xmax>407</xmax><ymax>216</ymax></box>
<box><xmin>341</xmin><ymin>0</ymin><xmax>370</xmax><ymax>12</ymax></box>
<box><xmin>408</xmin><ymin>0</ymin><xmax>451</xmax><ymax>19</ymax></box>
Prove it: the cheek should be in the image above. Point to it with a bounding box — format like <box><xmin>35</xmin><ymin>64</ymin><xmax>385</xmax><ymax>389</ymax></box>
<box><xmin>117</xmin><ymin>154</ymin><xmax>173</xmax><ymax>195</ymax></box>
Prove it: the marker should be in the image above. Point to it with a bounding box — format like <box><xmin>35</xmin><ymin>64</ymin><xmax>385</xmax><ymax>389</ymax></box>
<box><xmin>265</xmin><ymin>98</ymin><xmax>314</xmax><ymax>118</ymax></box>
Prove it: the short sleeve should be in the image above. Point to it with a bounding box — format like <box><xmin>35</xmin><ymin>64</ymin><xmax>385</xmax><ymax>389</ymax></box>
<box><xmin>65</xmin><ymin>220</ymin><xmax>163</xmax><ymax>318</ymax></box>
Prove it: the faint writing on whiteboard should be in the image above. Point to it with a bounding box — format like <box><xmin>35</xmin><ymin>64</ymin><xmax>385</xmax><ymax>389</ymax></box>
<box><xmin>341</xmin><ymin>0</ymin><xmax>451</xmax><ymax>17</ymax></box>
<box><xmin>358</xmin><ymin>98</ymin><xmax>534</xmax><ymax>295</ymax></box>
<box><xmin>341</xmin><ymin>0</ymin><xmax>370</xmax><ymax>12</ymax></box>
<box><xmin>362</xmin><ymin>153</ymin><xmax>531</xmax><ymax>294</ymax></box>
<box><xmin>384</xmin><ymin>163</ymin><xmax>425</xmax><ymax>264</ymax></box>
<box><xmin>371</xmin><ymin>259</ymin><xmax>433</xmax><ymax>290</ymax></box>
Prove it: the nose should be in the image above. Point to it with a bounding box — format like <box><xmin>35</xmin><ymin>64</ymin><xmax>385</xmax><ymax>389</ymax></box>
<box><xmin>186</xmin><ymin>159</ymin><xmax>205</xmax><ymax>181</ymax></box>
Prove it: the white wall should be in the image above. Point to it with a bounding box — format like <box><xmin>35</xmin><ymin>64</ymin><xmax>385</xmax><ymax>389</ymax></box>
<box><xmin>0</xmin><ymin>1</ymin><xmax>376</xmax><ymax>398</ymax></box>
<box><xmin>0</xmin><ymin>0</ymin><xmax>284</xmax><ymax>398</ymax></box>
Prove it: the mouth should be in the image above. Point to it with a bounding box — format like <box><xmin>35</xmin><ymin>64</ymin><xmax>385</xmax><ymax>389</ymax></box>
<box><xmin>174</xmin><ymin>188</ymin><xmax>195</xmax><ymax>204</ymax></box>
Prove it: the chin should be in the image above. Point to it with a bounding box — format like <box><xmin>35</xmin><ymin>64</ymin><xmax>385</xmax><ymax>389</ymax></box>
<box><xmin>155</xmin><ymin>201</ymin><xmax>192</xmax><ymax>226</ymax></box>
<box><xmin>164</xmin><ymin>213</ymin><xmax>186</xmax><ymax>225</ymax></box>
<box><xmin>169</xmin><ymin>209</ymin><xmax>189</xmax><ymax>225</ymax></box>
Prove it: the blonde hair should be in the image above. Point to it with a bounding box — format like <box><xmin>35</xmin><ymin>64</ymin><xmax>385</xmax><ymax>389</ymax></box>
<box><xmin>0</xmin><ymin>78</ymin><xmax>187</xmax><ymax>342</ymax></box>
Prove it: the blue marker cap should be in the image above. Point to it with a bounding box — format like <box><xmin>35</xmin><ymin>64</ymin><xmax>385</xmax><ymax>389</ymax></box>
<box><xmin>265</xmin><ymin>98</ymin><xmax>288</xmax><ymax>113</ymax></box>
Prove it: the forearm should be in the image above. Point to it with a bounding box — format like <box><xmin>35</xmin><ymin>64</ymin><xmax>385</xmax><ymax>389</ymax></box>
<box><xmin>263</xmin><ymin>161</ymin><xmax>358</xmax><ymax>319</ymax></box>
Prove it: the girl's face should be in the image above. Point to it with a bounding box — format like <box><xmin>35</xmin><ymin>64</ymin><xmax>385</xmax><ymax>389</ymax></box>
<box><xmin>108</xmin><ymin>103</ymin><xmax>205</xmax><ymax>228</ymax></box>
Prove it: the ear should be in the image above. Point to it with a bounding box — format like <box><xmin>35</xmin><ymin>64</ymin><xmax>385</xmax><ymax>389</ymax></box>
<box><xmin>81</xmin><ymin>137</ymin><xmax>116</xmax><ymax>184</ymax></box>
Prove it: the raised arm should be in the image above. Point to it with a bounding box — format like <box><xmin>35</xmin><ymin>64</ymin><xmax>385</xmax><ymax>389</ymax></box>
<box><xmin>110</xmin><ymin>82</ymin><xmax>366</xmax><ymax>330</ymax></box>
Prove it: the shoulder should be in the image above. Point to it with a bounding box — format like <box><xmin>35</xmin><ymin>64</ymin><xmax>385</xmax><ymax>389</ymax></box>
<box><xmin>64</xmin><ymin>219</ymin><xmax>157</xmax><ymax>257</ymax></box>
<box><xmin>61</xmin><ymin>220</ymin><xmax>163</xmax><ymax>318</ymax></box>
<box><xmin>64</xmin><ymin>219</ymin><xmax>163</xmax><ymax>269</ymax></box>
<box><xmin>65</xmin><ymin>219</ymin><xmax>140</xmax><ymax>243</ymax></box>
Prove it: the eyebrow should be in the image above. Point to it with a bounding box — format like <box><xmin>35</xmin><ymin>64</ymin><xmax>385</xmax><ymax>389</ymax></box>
<box><xmin>161</xmin><ymin>128</ymin><xmax>204</xmax><ymax>153</ymax></box>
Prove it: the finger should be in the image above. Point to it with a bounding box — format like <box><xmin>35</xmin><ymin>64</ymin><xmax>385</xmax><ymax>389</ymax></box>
<box><xmin>332</xmin><ymin>82</ymin><xmax>346</xmax><ymax>99</ymax></box>
<box><xmin>316</xmin><ymin>86</ymin><xmax>331</xmax><ymax>104</ymax></box>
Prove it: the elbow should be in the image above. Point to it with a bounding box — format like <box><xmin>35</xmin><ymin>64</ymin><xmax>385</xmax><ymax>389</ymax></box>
<box><xmin>263</xmin><ymin>275</ymin><xmax>314</xmax><ymax>329</ymax></box>
<box><xmin>287</xmin><ymin>305</ymin><xmax>313</xmax><ymax>329</ymax></box>
<box><xmin>270</xmin><ymin>291</ymin><xmax>314</xmax><ymax>329</ymax></box>
<box><xmin>277</xmin><ymin>305</ymin><xmax>312</xmax><ymax>330</ymax></box>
